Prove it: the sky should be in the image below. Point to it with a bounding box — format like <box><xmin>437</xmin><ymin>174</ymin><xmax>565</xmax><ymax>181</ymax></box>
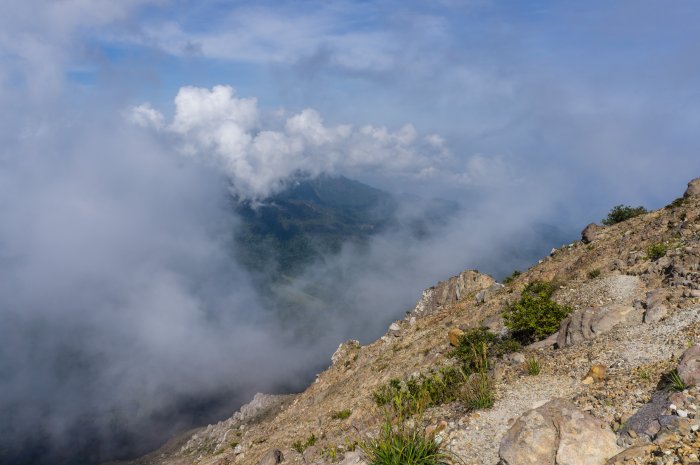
<box><xmin>1</xmin><ymin>1</ymin><xmax>699</xmax><ymax>464</ymax></box>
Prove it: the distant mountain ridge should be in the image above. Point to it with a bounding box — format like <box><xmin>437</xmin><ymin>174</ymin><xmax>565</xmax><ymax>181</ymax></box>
<box><xmin>232</xmin><ymin>175</ymin><xmax>399</xmax><ymax>277</ymax></box>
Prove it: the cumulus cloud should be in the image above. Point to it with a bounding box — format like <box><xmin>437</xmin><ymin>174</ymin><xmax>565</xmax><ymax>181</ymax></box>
<box><xmin>132</xmin><ymin>85</ymin><xmax>472</xmax><ymax>199</ymax></box>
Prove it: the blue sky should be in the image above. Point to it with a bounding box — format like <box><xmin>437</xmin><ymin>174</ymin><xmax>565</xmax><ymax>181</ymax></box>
<box><xmin>1</xmin><ymin>0</ymin><xmax>700</xmax><ymax>211</ymax></box>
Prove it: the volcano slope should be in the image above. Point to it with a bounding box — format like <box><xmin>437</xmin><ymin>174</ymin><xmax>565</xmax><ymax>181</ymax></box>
<box><xmin>117</xmin><ymin>178</ymin><xmax>700</xmax><ymax>465</ymax></box>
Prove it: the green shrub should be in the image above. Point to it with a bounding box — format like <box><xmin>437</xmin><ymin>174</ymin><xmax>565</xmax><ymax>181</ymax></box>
<box><xmin>502</xmin><ymin>270</ymin><xmax>521</xmax><ymax>284</ymax></box>
<box><xmin>587</xmin><ymin>269</ymin><xmax>601</xmax><ymax>279</ymax></box>
<box><xmin>361</xmin><ymin>420</ymin><xmax>462</xmax><ymax>465</ymax></box>
<box><xmin>331</xmin><ymin>409</ymin><xmax>352</xmax><ymax>420</ymax></box>
<box><xmin>602</xmin><ymin>205</ymin><xmax>647</xmax><ymax>225</ymax></box>
<box><xmin>646</xmin><ymin>243</ymin><xmax>668</xmax><ymax>261</ymax></box>
<box><xmin>503</xmin><ymin>282</ymin><xmax>572</xmax><ymax>344</ymax></box>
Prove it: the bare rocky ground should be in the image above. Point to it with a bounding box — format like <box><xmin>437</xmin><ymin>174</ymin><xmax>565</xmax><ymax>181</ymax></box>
<box><xmin>115</xmin><ymin>178</ymin><xmax>700</xmax><ymax>465</ymax></box>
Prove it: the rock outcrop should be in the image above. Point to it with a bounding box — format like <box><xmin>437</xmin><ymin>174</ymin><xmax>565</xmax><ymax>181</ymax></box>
<box><xmin>684</xmin><ymin>177</ymin><xmax>700</xmax><ymax>198</ymax></box>
<box><xmin>556</xmin><ymin>305</ymin><xmax>641</xmax><ymax>348</ymax></box>
<box><xmin>499</xmin><ymin>399</ymin><xmax>620</xmax><ymax>465</ymax></box>
<box><xmin>408</xmin><ymin>270</ymin><xmax>495</xmax><ymax>318</ymax></box>
<box><xmin>581</xmin><ymin>223</ymin><xmax>600</xmax><ymax>244</ymax></box>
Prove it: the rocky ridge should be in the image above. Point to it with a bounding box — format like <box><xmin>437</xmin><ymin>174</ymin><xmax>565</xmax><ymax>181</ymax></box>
<box><xmin>117</xmin><ymin>178</ymin><xmax>700</xmax><ymax>465</ymax></box>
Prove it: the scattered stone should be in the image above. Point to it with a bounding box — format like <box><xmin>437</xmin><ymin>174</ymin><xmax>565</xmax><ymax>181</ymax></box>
<box><xmin>678</xmin><ymin>345</ymin><xmax>700</xmax><ymax>386</ymax></box>
<box><xmin>257</xmin><ymin>449</ymin><xmax>284</xmax><ymax>465</ymax></box>
<box><xmin>499</xmin><ymin>398</ymin><xmax>620</xmax><ymax>465</ymax></box>
<box><xmin>645</xmin><ymin>305</ymin><xmax>669</xmax><ymax>324</ymax></box>
<box><xmin>339</xmin><ymin>450</ymin><xmax>367</xmax><ymax>465</ymax></box>
<box><xmin>581</xmin><ymin>364</ymin><xmax>607</xmax><ymax>384</ymax></box>
<box><xmin>388</xmin><ymin>322</ymin><xmax>401</xmax><ymax>336</ymax></box>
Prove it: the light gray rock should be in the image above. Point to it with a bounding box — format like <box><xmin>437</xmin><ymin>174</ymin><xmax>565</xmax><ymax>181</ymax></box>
<box><xmin>481</xmin><ymin>314</ymin><xmax>504</xmax><ymax>334</ymax></box>
<box><xmin>684</xmin><ymin>177</ymin><xmax>700</xmax><ymax>198</ymax></box>
<box><xmin>556</xmin><ymin>305</ymin><xmax>641</xmax><ymax>348</ymax></box>
<box><xmin>339</xmin><ymin>450</ymin><xmax>367</xmax><ymax>465</ymax></box>
<box><xmin>388</xmin><ymin>322</ymin><xmax>401</xmax><ymax>336</ymax></box>
<box><xmin>257</xmin><ymin>449</ymin><xmax>284</xmax><ymax>465</ymax></box>
<box><xmin>678</xmin><ymin>344</ymin><xmax>700</xmax><ymax>386</ymax></box>
<box><xmin>507</xmin><ymin>352</ymin><xmax>526</xmax><ymax>365</ymax></box>
<box><xmin>581</xmin><ymin>223</ymin><xmax>600</xmax><ymax>244</ymax></box>
<box><xmin>643</xmin><ymin>305</ymin><xmax>668</xmax><ymax>324</ymax></box>
<box><xmin>499</xmin><ymin>399</ymin><xmax>620</xmax><ymax>465</ymax></box>
<box><xmin>527</xmin><ymin>332</ymin><xmax>558</xmax><ymax>350</ymax></box>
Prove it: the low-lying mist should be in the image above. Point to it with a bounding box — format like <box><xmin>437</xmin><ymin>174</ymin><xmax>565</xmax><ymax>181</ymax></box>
<box><xmin>0</xmin><ymin>96</ymin><xmax>575</xmax><ymax>465</ymax></box>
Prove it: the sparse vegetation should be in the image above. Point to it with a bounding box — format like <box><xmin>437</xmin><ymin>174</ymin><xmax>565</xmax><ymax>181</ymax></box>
<box><xmin>665</xmin><ymin>370</ymin><xmax>688</xmax><ymax>392</ymax></box>
<box><xmin>525</xmin><ymin>356</ymin><xmax>541</xmax><ymax>375</ymax></box>
<box><xmin>637</xmin><ymin>369</ymin><xmax>650</xmax><ymax>381</ymax></box>
<box><xmin>292</xmin><ymin>434</ymin><xmax>317</xmax><ymax>453</ymax></box>
<box><xmin>372</xmin><ymin>366</ymin><xmax>467</xmax><ymax>419</ymax></box>
<box><xmin>666</xmin><ymin>197</ymin><xmax>687</xmax><ymax>209</ymax></box>
<box><xmin>587</xmin><ymin>268</ymin><xmax>601</xmax><ymax>279</ymax></box>
<box><xmin>361</xmin><ymin>419</ymin><xmax>462</xmax><ymax>465</ymax></box>
<box><xmin>503</xmin><ymin>281</ymin><xmax>572</xmax><ymax>344</ymax></box>
<box><xmin>502</xmin><ymin>270</ymin><xmax>521</xmax><ymax>284</ymax></box>
<box><xmin>646</xmin><ymin>243</ymin><xmax>668</xmax><ymax>261</ymax></box>
<box><xmin>331</xmin><ymin>409</ymin><xmax>352</xmax><ymax>420</ymax></box>
<box><xmin>452</xmin><ymin>328</ymin><xmax>521</xmax><ymax>371</ymax></box>
<box><xmin>602</xmin><ymin>204</ymin><xmax>648</xmax><ymax>225</ymax></box>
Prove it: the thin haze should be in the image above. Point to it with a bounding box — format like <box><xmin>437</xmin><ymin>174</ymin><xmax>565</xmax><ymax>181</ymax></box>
<box><xmin>1</xmin><ymin>1</ymin><xmax>699</xmax><ymax>464</ymax></box>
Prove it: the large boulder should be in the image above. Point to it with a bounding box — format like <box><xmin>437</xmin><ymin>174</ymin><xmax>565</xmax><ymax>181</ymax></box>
<box><xmin>677</xmin><ymin>344</ymin><xmax>700</xmax><ymax>386</ymax></box>
<box><xmin>556</xmin><ymin>305</ymin><xmax>641</xmax><ymax>348</ymax></box>
<box><xmin>499</xmin><ymin>399</ymin><xmax>620</xmax><ymax>465</ymax></box>
<box><xmin>581</xmin><ymin>223</ymin><xmax>600</xmax><ymax>244</ymax></box>
<box><xmin>683</xmin><ymin>177</ymin><xmax>700</xmax><ymax>198</ymax></box>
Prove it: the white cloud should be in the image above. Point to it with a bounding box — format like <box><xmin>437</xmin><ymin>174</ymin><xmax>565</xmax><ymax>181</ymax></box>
<box><xmin>132</xmin><ymin>85</ymin><xmax>471</xmax><ymax>200</ymax></box>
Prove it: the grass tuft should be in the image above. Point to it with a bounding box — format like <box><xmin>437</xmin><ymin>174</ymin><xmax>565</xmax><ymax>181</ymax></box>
<box><xmin>525</xmin><ymin>356</ymin><xmax>541</xmax><ymax>375</ymax></box>
<box><xmin>361</xmin><ymin>419</ymin><xmax>463</xmax><ymax>465</ymax></box>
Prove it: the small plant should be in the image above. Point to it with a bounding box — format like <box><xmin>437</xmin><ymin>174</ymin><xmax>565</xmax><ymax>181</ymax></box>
<box><xmin>502</xmin><ymin>270</ymin><xmax>521</xmax><ymax>284</ymax></box>
<box><xmin>292</xmin><ymin>434</ymin><xmax>317</xmax><ymax>454</ymax></box>
<box><xmin>452</xmin><ymin>328</ymin><xmax>521</xmax><ymax>370</ymax></box>
<box><xmin>462</xmin><ymin>372</ymin><xmax>494</xmax><ymax>410</ymax></box>
<box><xmin>602</xmin><ymin>204</ymin><xmax>647</xmax><ymax>225</ymax></box>
<box><xmin>525</xmin><ymin>356</ymin><xmax>541</xmax><ymax>375</ymax></box>
<box><xmin>503</xmin><ymin>281</ymin><xmax>572</xmax><ymax>344</ymax></box>
<box><xmin>587</xmin><ymin>269</ymin><xmax>601</xmax><ymax>279</ymax></box>
<box><xmin>665</xmin><ymin>371</ymin><xmax>688</xmax><ymax>392</ymax></box>
<box><xmin>637</xmin><ymin>370</ymin><xmax>650</xmax><ymax>381</ymax></box>
<box><xmin>459</xmin><ymin>343</ymin><xmax>495</xmax><ymax>411</ymax></box>
<box><xmin>361</xmin><ymin>419</ymin><xmax>462</xmax><ymax>465</ymax></box>
<box><xmin>331</xmin><ymin>409</ymin><xmax>352</xmax><ymax>420</ymax></box>
<box><xmin>323</xmin><ymin>445</ymin><xmax>338</xmax><ymax>461</ymax></box>
<box><xmin>372</xmin><ymin>367</ymin><xmax>467</xmax><ymax>419</ymax></box>
<box><xmin>646</xmin><ymin>243</ymin><xmax>668</xmax><ymax>261</ymax></box>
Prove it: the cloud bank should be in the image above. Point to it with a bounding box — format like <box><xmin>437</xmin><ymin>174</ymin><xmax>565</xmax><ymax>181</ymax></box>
<box><xmin>132</xmin><ymin>85</ymin><xmax>455</xmax><ymax>200</ymax></box>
